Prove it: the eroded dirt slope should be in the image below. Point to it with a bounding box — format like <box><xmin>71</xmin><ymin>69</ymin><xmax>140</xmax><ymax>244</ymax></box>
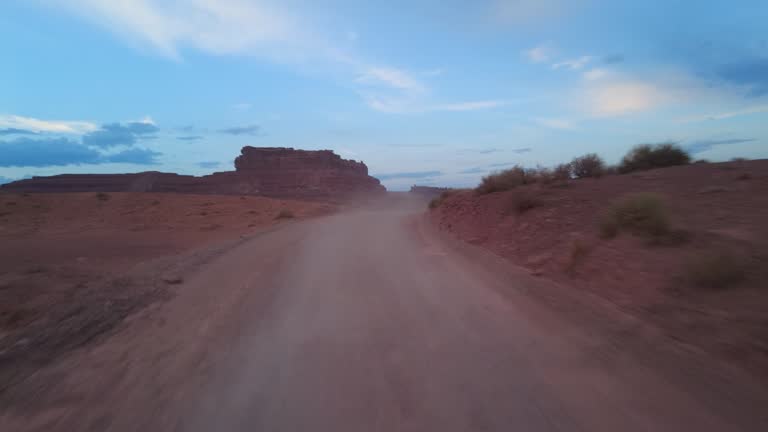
<box><xmin>430</xmin><ymin>159</ymin><xmax>768</xmax><ymax>376</ymax></box>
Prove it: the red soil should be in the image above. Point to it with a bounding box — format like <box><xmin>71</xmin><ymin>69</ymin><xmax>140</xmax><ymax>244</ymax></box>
<box><xmin>429</xmin><ymin>160</ymin><xmax>768</xmax><ymax>375</ymax></box>
<box><xmin>0</xmin><ymin>192</ymin><xmax>334</xmax><ymax>390</ymax></box>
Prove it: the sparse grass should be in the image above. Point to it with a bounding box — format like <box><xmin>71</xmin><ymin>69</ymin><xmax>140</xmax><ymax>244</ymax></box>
<box><xmin>476</xmin><ymin>165</ymin><xmax>528</xmax><ymax>194</ymax></box>
<box><xmin>150</xmin><ymin>199</ymin><xmax>161</xmax><ymax>206</ymax></box>
<box><xmin>571</xmin><ymin>153</ymin><xmax>605</xmax><ymax>179</ymax></box>
<box><xmin>275</xmin><ymin>209</ymin><xmax>295</xmax><ymax>219</ymax></box>
<box><xmin>553</xmin><ymin>163</ymin><xmax>572</xmax><ymax>181</ymax></box>
<box><xmin>618</xmin><ymin>143</ymin><xmax>691</xmax><ymax>174</ymax></box>
<box><xmin>476</xmin><ymin>165</ymin><xmax>567</xmax><ymax>195</ymax></box>
<box><xmin>600</xmin><ymin>193</ymin><xmax>671</xmax><ymax>239</ymax></box>
<box><xmin>429</xmin><ymin>189</ymin><xmax>459</xmax><ymax>209</ymax></box>
<box><xmin>685</xmin><ymin>252</ymin><xmax>746</xmax><ymax>289</ymax></box>
<box><xmin>95</xmin><ymin>192</ymin><xmax>111</xmax><ymax>201</ymax></box>
<box><xmin>525</xmin><ymin>167</ymin><xmax>555</xmax><ymax>184</ymax></box>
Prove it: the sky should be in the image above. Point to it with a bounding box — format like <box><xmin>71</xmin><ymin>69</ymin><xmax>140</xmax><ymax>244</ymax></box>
<box><xmin>1</xmin><ymin>0</ymin><xmax>767</xmax><ymax>190</ymax></box>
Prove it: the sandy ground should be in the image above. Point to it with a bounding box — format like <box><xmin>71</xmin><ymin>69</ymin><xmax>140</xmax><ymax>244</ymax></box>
<box><xmin>2</xmin><ymin>194</ymin><xmax>767</xmax><ymax>431</ymax></box>
<box><xmin>0</xmin><ymin>192</ymin><xmax>334</xmax><ymax>393</ymax></box>
<box><xmin>430</xmin><ymin>159</ymin><xmax>768</xmax><ymax>377</ymax></box>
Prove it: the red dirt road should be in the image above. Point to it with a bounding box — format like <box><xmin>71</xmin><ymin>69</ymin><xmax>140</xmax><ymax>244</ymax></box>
<box><xmin>3</xmin><ymin>197</ymin><xmax>768</xmax><ymax>431</ymax></box>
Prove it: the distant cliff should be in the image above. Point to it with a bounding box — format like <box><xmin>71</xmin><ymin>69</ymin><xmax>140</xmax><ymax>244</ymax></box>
<box><xmin>1</xmin><ymin>147</ymin><xmax>386</xmax><ymax>200</ymax></box>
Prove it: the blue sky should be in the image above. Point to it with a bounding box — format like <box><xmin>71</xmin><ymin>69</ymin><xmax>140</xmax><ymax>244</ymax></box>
<box><xmin>1</xmin><ymin>0</ymin><xmax>767</xmax><ymax>190</ymax></box>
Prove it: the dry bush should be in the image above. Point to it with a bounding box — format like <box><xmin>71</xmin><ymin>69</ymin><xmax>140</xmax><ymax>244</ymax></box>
<box><xmin>553</xmin><ymin>163</ymin><xmax>572</xmax><ymax>181</ymax></box>
<box><xmin>95</xmin><ymin>192</ymin><xmax>111</xmax><ymax>201</ymax></box>
<box><xmin>618</xmin><ymin>142</ymin><xmax>691</xmax><ymax>174</ymax></box>
<box><xmin>694</xmin><ymin>159</ymin><xmax>709</xmax><ymax>164</ymax></box>
<box><xmin>571</xmin><ymin>153</ymin><xmax>605</xmax><ymax>178</ymax></box>
<box><xmin>476</xmin><ymin>165</ymin><xmax>529</xmax><ymax>194</ymax></box>
<box><xmin>600</xmin><ymin>193</ymin><xmax>671</xmax><ymax>239</ymax></box>
<box><xmin>275</xmin><ymin>209</ymin><xmax>295</xmax><ymax>219</ymax></box>
<box><xmin>524</xmin><ymin>167</ymin><xmax>556</xmax><ymax>185</ymax></box>
<box><xmin>685</xmin><ymin>252</ymin><xmax>746</xmax><ymax>289</ymax></box>
<box><xmin>428</xmin><ymin>189</ymin><xmax>458</xmax><ymax>209</ymax></box>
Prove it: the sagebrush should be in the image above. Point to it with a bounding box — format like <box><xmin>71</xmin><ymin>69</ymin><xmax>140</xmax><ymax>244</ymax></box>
<box><xmin>618</xmin><ymin>143</ymin><xmax>690</xmax><ymax>174</ymax></box>
<box><xmin>685</xmin><ymin>252</ymin><xmax>746</xmax><ymax>289</ymax></box>
<box><xmin>570</xmin><ymin>153</ymin><xmax>605</xmax><ymax>178</ymax></box>
<box><xmin>600</xmin><ymin>193</ymin><xmax>670</xmax><ymax>239</ymax></box>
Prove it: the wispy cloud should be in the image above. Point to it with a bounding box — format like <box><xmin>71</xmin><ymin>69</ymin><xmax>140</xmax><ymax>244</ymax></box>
<box><xmin>0</xmin><ymin>114</ymin><xmax>97</xmax><ymax>134</ymax></box>
<box><xmin>583</xmin><ymin>68</ymin><xmax>609</xmax><ymax>81</ymax></box>
<box><xmin>0</xmin><ymin>137</ymin><xmax>100</xmax><ymax>167</ymax></box>
<box><xmin>431</xmin><ymin>100</ymin><xmax>507</xmax><ymax>112</ymax></box>
<box><xmin>524</xmin><ymin>45</ymin><xmax>552</xmax><ymax>63</ymax></box>
<box><xmin>218</xmin><ymin>125</ymin><xmax>262</xmax><ymax>136</ymax></box>
<box><xmin>684</xmin><ymin>138</ymin><xmax>757</xmax><ymax>154</ymax></box>
<box><xmin>363</xmin><ymin>97</ymin><xmax>507</xmax><ymax>114</ymax></box>
<box><xmin>511</xmin><ymin>147</ymin><xmax>532</xmax><ymax>154</ymax></box>
<box><xmin>105</xmin><ymin>148</ymin><xmax>162</xmax><ymax>165</ymax></box>
<box><xmin>536</xmin><ymin>118</ymin><xmax>574</xmax><ymax>129</ymax></box>
<box><xmin>48</xmin><ymin>1</ymin><xmax>488</xmax><ymax>116</ymax></box>
<box><xmin>197</xmin><ymin>161</ymin><xmax>221</xmax><ymax>169</ymax></box>
<box><xmin>678</xmin><ymin>105</ymin><xmax>768</xmax><ymax>122</ymax></box>
<box><xmin>552</xmin><ymin>56</ymin><xmax>593</xmax><ymax>70</ymax></box>
<box><xmin>460</xmin><ymin>167</ymin><xmax>487</xmax><ymax>174</ymax></box>
<box><xmin>374</xmin><ymin>170</ymin><xmax>442</xmax><ymax>180</ymax></box>
<box><xmin>0</xmin><ymin>128</ymin><xmax>39</xmax><ymax>136</ymax></box>
<box><xmin>357</xmin><ymin>67</ymin><xmax>425</xmax><ymax>92</ymax></box>
<box><xmin>177</xmin><ymin>135</ymin><xmax>204</xmax><ymax>141</ymax></box>
<box><xmin>82</xmin><ymin>121</ymin><xmax>160</xmax><ymax>148</ymax></box>
<box><xmin>53</xmin><ymin>0</ymin><xmax>312</xmax><ymax>61</ymax></box>
<box><xmin>585</xmin><ymin>81</ymin><xmax>669</xmax><ymax>116</ymax></box>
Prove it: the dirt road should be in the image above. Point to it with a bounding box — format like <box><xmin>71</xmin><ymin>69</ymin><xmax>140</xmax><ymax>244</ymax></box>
<box><xmin>4</xmin><ymin>197</ymin><xmax>768</xmax><ymax>431</ymax></box>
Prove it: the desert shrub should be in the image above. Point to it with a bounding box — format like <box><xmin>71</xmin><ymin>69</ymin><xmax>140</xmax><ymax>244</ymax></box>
<box><xmin>694</xmin><ymin>159</ymin><xmax>709</xmax><ymax>164</ymax></box>
<box><xmin>275</xmin><ymin>209</ymin><xmax>295</xmax><ymax>219</ymax></box>
<box><xmin>95</xmin><ymin>192</ymin><xmax>111</xmax><ymax>201</ymax></box>
<box><xmin>685</xmin><ymin>252</ymin><xmax>746</xmax><ymax>289</ymax></box>
<box><xmin>476</xmin><ymin>165</ymin><xmax>529</xmax><ymax>194</ymax></box>
<box><xmin>552</xmin><ymin>163</ymin><xmax>572</xmax><ymax>181</ymax></box>
<box><xmin>731</xmin><ymin>157</ymin><xmax>748</xmax><ymax>162</ymax></box>
<box><xmin>570</xmin><ymin>153</ymin><xmax>605</xmax><ymax>178</ymax></box>
<box><xmin>526</xmin><ymin>166</ymin><xmax>563</xmax><ymax>185</ymax></box>
<box><xmin>428</xmin><ymin>189</ymin><xmax>458</xmax><ymax>209</ymax></box>
<box><xmin>600</xmin><ymin>193</ymin><xmax>670</xmax><ymax>239</ymax></box>
<box><xmin>618</xmin><ymin>143</ymin><xmax>691</xmax><ymax>174</ymax></box>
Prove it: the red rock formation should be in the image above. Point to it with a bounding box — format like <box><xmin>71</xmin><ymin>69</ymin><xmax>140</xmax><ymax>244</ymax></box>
<box><xmin>1</xmin><ymin>147</ymin><xmax>385</xmax><ymax>200</ymax></box>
